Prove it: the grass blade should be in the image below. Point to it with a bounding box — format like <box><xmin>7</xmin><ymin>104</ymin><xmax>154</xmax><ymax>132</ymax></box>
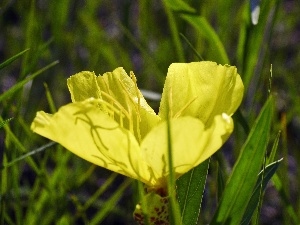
<box><xmin>210</xmin><ymin>96</ymin><xmax>274</xmax><ymax>225</ymax></box>
<box><xmin>180</xmin><ymin>14</ymin><xmax>229</xmax><ymax>64</ymax></box>
<box><xmin>241</xmin><ymin>159</ymin><xmax>282</xmax><ymax>224</ymax></box>
<box><xmin>1</xmin><ymin>142</ymin><xmax>55</xmax><ymax>170</ymax></box>
<box><xmin>0</xmin><ymin>60</ymin><xmax>59</xmax><ymax>103</ymax></box>
<box><xmin>176</xmin><ymin>159</ymin><xmax>209</xmax><ymax>225</ymax></box>
<box><xmin>0</xmin><ymin>49</ymin><xmax>29</xmax><ymax>70</ymax></box>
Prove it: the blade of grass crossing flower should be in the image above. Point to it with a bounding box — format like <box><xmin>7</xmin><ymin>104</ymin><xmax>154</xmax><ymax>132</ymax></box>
<box><xmin>241</xmin><ymin>159</ymin><xmax>282</xmax><ymax>225</ymax></box>
<box><xmin>210</xmin><ymin>97</ymin><xmax>274</xmax><ymax>225</ymax></box>
<box><xmin>166</xmin><ymin>112</ymin><xmax>182</xmax><ymax>225</ymax></box>
<box><xmin>0</xmin><ymin>49</ymin><xmax>29</xmax><ymax>70</ymax></box>
<box><xmin>176</xmin><ymin>159</ymin><xmax>209</xmax><ymax>225</ymax></box>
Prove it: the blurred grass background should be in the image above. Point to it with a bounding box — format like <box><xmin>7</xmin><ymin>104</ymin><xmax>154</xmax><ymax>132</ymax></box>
<box><xmin>0</xmin><ymin>0</ymin><xmax>299</xmax><ymax>224</ymax></box>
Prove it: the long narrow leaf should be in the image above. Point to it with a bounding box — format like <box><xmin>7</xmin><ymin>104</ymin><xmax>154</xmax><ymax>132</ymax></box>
<box><xmin>241</xmin><ymin>158</ymin><xmax>282</xmax><ymax>224</ymax></box>
<box><xmin>0</xmin><ymin>60</ymin><xmax>59</xmax><ymax>103</ymax></box>
<box><xmin>180</xmin><ymin>15</ymin><xmax>229</xmax><ymax>64</ymax></box>
<box><xmin>163</xmin><ymin>0</ymin><xmax>196</xmax><ymax>14</ymax></box>
<box><xmin>211</xmin><ymin>97</ymin><xmax>274</xmax><ymax>225</ymax></box>
<box><xmin>176</xmin><ymin>159</ymin><xmax>209</xmax><ymax>225</ymax></box>
<box><xmin>1</xmin><ymin>142</ymin><xmax>55</xmax><ymax>170</ymax></box>
<box><xmin>0</xmin><ymin>49</ymin><xmax>29</xmax><ymax>70</ymax></box>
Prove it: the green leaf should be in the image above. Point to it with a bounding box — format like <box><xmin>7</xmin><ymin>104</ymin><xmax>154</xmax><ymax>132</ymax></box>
<box><xmin>0</xmin><ymin>118</ymin><xmax>13</xmax><ymax>129</ymax></box>
<box><xmin>241</xmin><ymin>158</ymin><xmax>282</xmax><ymax>224</ymax></box>
<box><xmin>267</xmin><ymin>131</ymin><xmax>281</xmax><ymax>164</ymax></box>
<box><xmin>180</xmin><ymin>14</ymin><xmax>229</xmax><ymax>64</ymax></box>
<box><xmin>163</xmin><ymin>0</ymin><xmax>196</xmax><ymax>14</ymax></box>
<box><xmin>272</xmin><ymin>174</ymin><xmax>300</xmax><ymax>224</ymax></box>
<box><xmin>1</xmin><ymin>142</ymin><xmax>55</xmax><ymax>170</ymax></box>
<box><xmin>90</xmin><ymin>178</ymin><xmax>132</xmax><ymax>224</ymax></box>
<box><xmin>0</xmin><ymin>60</ymin><xmax>59</xmax><ymax>103</ymax></box>
<box><xmin>238</xmin><ymin>0</ymin><xmax>280</xmax><ymax>91</ymax></box>
<box><xmin>0</xmin><ymin>49</ymin><xmax>29</xmax><ymax>70</ymax></box>
<box><xmin>210</xmin><ymin>96</ymin><xmax>274</xmax><ymax>225</ymax></box>
<box><xmin>176</xmin><ymin>159</ymin><xmax>209</xmax><ymax>225</ymax></box>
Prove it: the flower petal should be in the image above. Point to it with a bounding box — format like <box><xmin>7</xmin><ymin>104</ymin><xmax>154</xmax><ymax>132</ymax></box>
<box><xmin>140</xmin><ymin>115</ymin><xmax>233</xmax><ymax>188</ymax></box>
<box><xmin>159</xmin><ymin>62</ymin><xmax>244</xmax><ymax>125</ymax></box>
<box><xmin>67</xmin><ymin>68</ymin><xmax>160</xmax><ymax>140</ymax></box>
<box><xmin>97</xmin><ymin>67</ymin><xmax>160</xmax><ymax>139</ymax></box>
<box><xmin>31</xmin><ymin>99</ymin><xmax>153</xmax><ymax>185</ymax></box>
<box><xmin>67</xmin><ymin>71</ymin><xmax>102</xmax><ymax>102</ymax></box>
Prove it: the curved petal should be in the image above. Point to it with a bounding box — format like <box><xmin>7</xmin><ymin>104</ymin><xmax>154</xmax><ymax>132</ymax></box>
<box><xmin>67</xmin><ymin>68</ymin><xmax>160</xmax><ymax>141</ymax></box>
<box><xmin>67</xmin><ymin>71</ymin><xmax>102</xmax><ymax>102</ymax></box>
<box><xmin>97</xmin><ymin>68</ymin><xmax>160</xmax><ymax>139</ymax></box>
<box><xmin>140</xmin><ymin>115</ymin><xmax>233</xmax><ymax>188</ymax></box>
<box><xmin>31</xmin><ymin>99</ymin><xmax>153</xmax><ymax>185</ymax></box>
<box><xmin>159</xmin><ymin>62</ymin><xmax>244</xmax><ymax>125</ymax></box>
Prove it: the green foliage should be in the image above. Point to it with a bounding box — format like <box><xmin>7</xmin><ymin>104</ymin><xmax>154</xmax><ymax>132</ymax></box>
<box><xmin>211</xmin><ymin>97</ymin><xmax>274</xmax><ymax>224</ymax></box>
<box><xmin>176</xmin><ymin>159</ymin><xmax>209</xmax><ymax>225</ymax></box>
<box><xmin>0</xmin><ymin>118</ymin><xmax>12</xmax><ymax>129</ymax></box>
<box><xmin>1</xmin><ymin>0</ymin><xmax>299</xmax><ymax>224</ymax></box>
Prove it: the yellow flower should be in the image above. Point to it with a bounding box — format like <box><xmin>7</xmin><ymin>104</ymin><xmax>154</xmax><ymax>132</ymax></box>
<box><xmin>31</xmin><ymin>62</ymin><xmax>243</xmax><ymax>189</ymax></box>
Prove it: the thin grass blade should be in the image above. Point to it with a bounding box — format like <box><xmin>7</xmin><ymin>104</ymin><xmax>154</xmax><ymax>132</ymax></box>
<box><xmin>241</xmin><ymin>158</ymin><xmax>282</xmax><ymax>224</ymax></box>
<box><xmin>0</xmin><ymin>49</ymin><xmax>29</xmax><ymax>70</ymax></box>
<box><xmin>0</xmin><ymin>61</ymin><xmax>59</xmax><ymax>103</ymax></box>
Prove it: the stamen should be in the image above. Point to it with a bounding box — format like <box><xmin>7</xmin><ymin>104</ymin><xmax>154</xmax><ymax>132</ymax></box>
<box><xmin>118</xmin><ymin>75</ymin><xmax>142</xmax><ymax>143</ymax></box>
<box><xmin>130</xmin><ymin>71</ymin><xmax>141</xmax><ymax>115</ymax></box>
<box><xmin>173</xmin><ymin>96</ymin><xmax>197</xmax><ymax>118</ymax></box>
<box><xmin>100</xmin><ymin>91</ymin><xmax>130</xmax><ymax>126</ymax></box>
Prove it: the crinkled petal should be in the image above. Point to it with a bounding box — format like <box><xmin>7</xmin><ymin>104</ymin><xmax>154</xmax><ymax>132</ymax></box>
<box><xmin>67</xmin><ymin>68</ymin><xmax>160</xmax><ymax>140</ymax></box>
<box><xmin>31</xmin><ymin>99</ymin><xmax>154</xmax><ymax>185</ymax></box>
<box><xmin>97</xmin><ymin>67</ymin><xmax>160</xmax><ymax>139</ymax></box>
<box><xmin>140</xmin><ymin>115</ymin><xmax>233</xmax><ymax>188</ymax></box>
<box><xmin>159</xmin><ymin>61</ymin><xmax>244</xmax><ymax>125</ymax></box>
<box><xmin>67</xmin><ymin>71</ymin><xmax>102</xmax><ymax>102</ymax></box>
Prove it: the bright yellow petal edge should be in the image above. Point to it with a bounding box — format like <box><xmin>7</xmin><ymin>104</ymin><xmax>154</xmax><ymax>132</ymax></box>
<box><xmin>140</xmin><ymin>113</ymin><xmax>233</xmax><ymax>188</ymax></box>
<box><xmin>159</xmin><ymin>61</ymin><xmax>244</xmax><ymax>125</ymax></box>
